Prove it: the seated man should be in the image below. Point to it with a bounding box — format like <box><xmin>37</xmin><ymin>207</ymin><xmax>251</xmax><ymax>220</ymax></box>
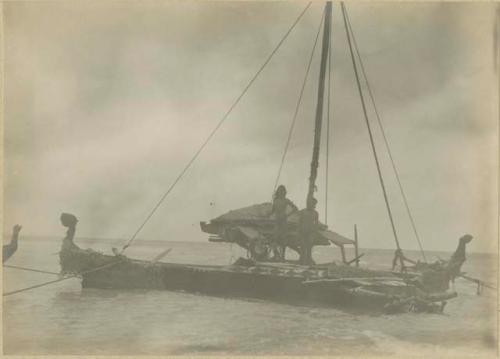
<box><xmin>298</xmin><ymin>197</ymin><xmax>319</xmax><ymax>265</ymax></box>
<box><xmin>268</xmin><ymin>185</ymin><xmax>298</xmax><ymax>261</ymax></box>
<box><xmin>3</xmin><ymin>224</ymin><xmax>22</xmax><ymax>263</ymax></box>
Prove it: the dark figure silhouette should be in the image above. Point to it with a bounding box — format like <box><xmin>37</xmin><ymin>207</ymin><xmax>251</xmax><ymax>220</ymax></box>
<box><xmin>391</xmin><ymin>249</ymin><xmax>417</xmax><ymax>271</ymax></box>
<box><xmin>3</xmin><ymin>225</ymin><xmax>22</xmax><ymax>263</ymax></box>
<box><xmin>59</xmin><ymin>213</ymin><xmax>80</xmax><ymax>275</ymax></box>
<box><xmin>60</xmin><ymin>213</ymin><xmax>78</xmax><ymax>243</ymax></box>
<box><xmin>298</xmin><ymin>197</ymin><xmax>319</xmax><ymax>265</ymax></box>
<box><xmin>447</xmin><ymin>234</ymin><xmax>473</xmax><ymax>282</ymax></box>
<box><xmin>268</xmin><ymin>185</ymin><xmax>298</xmax><ymax>261</ymax></box>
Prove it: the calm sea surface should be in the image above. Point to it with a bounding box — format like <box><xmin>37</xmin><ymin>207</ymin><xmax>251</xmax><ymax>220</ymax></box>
<box><xmin>3</xmin><ymin>237</ymin><xmax>497</xmax><ymax>355</ymax></box>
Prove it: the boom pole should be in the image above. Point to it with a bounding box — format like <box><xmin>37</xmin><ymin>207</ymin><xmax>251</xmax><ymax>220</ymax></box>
<box><xmin>307</xmin><ymin>1</ymin><xmax>332</xmax><ymax>204</ymax></box>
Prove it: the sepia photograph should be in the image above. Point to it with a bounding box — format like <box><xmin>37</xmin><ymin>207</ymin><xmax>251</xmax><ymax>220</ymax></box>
<box><xmin>2</xmin><ymin>0</ymin><xmax>499</xmax><ymax>356</ymax></box>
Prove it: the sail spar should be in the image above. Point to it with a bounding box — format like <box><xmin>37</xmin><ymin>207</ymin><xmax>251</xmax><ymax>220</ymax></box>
<box><xmin>307</xmin><ymin>2</ymin><xmax>332</xmax><ymax>204</ymax></box>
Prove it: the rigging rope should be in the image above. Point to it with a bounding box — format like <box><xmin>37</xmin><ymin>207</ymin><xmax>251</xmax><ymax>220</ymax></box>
<box><xmin>343</xmin><ymin>7</ymin><xmax>427</xmax><ymax>262</ymax></box>
<box><xmin>121</xmin><ymin>2</ymin><xmax>313</xmax><ymax>253</ymax></box>
<box><xmin>3</xmin><ymin>259</ymin><xmax>122</xmax><ymax>297</ymax></box>
<box><xmin>273</xmin><ymin>6</ymin><xmax>324</xmax><ymax>193</ymax></box>
<box><xmin>4</xmin><ymin>276</ymin><xmax>77</xmax><ymax>297</ymax></box>
<box><xmin>324</xmin><ymin>19</ymin><xmax>332</xmax><ymax>224</ymax></box>
<box><xmin>340</xmin><ymin>2</ymin><xmax>403</xmax><ymax>253</ymax></box>
<box><xmin>3</xmin><ymin>264</ymin><xmax>60</xmax><ymax>276</ymax></box>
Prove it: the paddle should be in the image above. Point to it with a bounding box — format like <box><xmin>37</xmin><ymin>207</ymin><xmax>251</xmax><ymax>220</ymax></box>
<box><xmin>151</xmin><ymin>248</ymin><xmax>172</xmax><ymax>263</ymax></box>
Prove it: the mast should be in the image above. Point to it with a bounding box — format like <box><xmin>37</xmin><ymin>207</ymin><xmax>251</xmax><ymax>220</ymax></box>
<box><xmin>307</xmin><ymin>2</ymin><xmax>332</xmax><ymax>204</ymax></box>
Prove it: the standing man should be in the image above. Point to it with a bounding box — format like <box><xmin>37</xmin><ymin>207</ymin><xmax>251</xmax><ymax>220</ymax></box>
<box><xmin>298</xmin><ymin>197</ymin><xmax>319</xmax><ymax>265</ymax></box>
<box><xmin>268</xmin><ymin>185</ymin><xmax>298</xmax><ymax>261</ymax></box>
<box><xmin>3</xmin><ymin>224</ymin><xmax>22</xmax><ymax>263</ymax></box>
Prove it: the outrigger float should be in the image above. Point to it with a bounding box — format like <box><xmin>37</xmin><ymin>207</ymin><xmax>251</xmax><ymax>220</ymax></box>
<box><xmin>59</xmin><ymin>2</ymin><xmax>472</xmax><ymax>313</ymax></box>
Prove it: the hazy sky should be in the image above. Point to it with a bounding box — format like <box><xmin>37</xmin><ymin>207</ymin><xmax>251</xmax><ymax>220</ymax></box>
<box><xmin>3</xmin><ymin>1</ymin><xmax>498</xmax><ymax>253</ymax></box>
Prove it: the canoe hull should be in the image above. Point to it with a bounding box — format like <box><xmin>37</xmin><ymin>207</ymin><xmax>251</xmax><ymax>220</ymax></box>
<box><xmin>80</xmin><ymin>261</ymin><xmax>389</xmax><ymax>309</ymax></box>
<box><xmin>60</xmin><ymin>241</ymin><xmax>453</xmax><ymax>312</ymax></box>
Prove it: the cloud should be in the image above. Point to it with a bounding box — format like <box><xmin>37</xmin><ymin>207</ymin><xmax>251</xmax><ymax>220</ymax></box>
<box><xmin>3</xmin><ymin>1</ymin><xmax>497</xmax><ymax>252</ymax></box>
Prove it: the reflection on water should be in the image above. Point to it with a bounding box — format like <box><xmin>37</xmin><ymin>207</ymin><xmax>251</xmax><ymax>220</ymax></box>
<box><xmin>3</xmin><ymin>238</ymin><xmax>497</xmax><ymax>355</ymax></box>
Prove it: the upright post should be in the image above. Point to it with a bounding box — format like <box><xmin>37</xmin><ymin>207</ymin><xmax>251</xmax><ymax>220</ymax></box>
<box><xmin>354</xmin><ymin>224</ymin><xmax>359</xmax><ymax>267</ymax></box>
<box><xmin>340</xmin><ymin>245</ymin><xmax>346</xmax><ymax>264</ymax></box>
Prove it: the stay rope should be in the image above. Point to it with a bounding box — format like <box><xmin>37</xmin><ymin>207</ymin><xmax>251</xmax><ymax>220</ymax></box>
<box><xmin>341</xmin><ymin>2</ymin><xmax>402</xmax><ymax>253</ymax></box>
<box><xmin>3</xmin><ymin>264</ymin><xmax>60</xmax><ymax>276</ymax></box>
<box><xmin>343</xmin><ymin>5</ymin><xmax>427</xmax><ymax>262</ymax></box>
<box><xmin>121</xmin><ymin>2</ymin><xmax>313</xmax><ymax>253</ymax></box>
<box><xmin>273</xmin><ymin>6</ymin><xmax>324</xmax><ymax>193</ymax></box>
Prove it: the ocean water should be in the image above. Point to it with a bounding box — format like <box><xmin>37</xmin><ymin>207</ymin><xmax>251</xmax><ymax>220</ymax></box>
<box><xmin>2</xmin><ymin>237</ymin><xmax>497</xmax><ymax>355</ymax></box>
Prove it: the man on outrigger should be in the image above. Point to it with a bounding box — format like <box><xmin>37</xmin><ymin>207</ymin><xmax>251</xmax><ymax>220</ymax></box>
<box><xmin>268</xmin><ymin>185</ymin><xmax>298</xmax><ymax>261</ymax></box>
<box><xmin>298</xmin><ymin>197</ymin><xmax>319</xmax><ymax>265</ymax></box>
